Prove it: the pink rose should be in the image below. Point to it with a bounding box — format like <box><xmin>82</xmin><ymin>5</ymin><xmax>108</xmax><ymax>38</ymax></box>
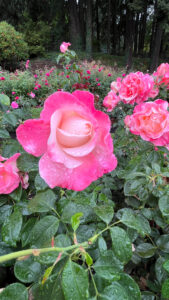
<box><xmin>17</xmin><ymin>91</ymin><xmax>117</xmax><ymax>191</ymax></box>
<box><xmin>111</xmin><ymin>78</ymin><xmax>122</xmax><ymax>93</ymax></box>
<box><xmin>0</xmin><ymin>77</ymin><xmax>5</xmax><ymax>81</ymax></box>
<box><xmin>60</xmin><ymin>42</ymin><xmax>71</xmax><ymax>53</ymax></box>
<box><xmin>12</xmin><ymin>91</ymin><xmax>16</xmax><ymax>95</ymax></box>
<box><xmin>156</xmin><ymin>63</ymin><xmax>169</xmax><ymax>77</ymax></box>
<box><xmin>25</xmin><ymin>60</ymin><xmax>30</xmax><ymax>69</ymax></box>
<box><xmin>15</xmin><ymin>96</ymin><xmax>19</xmax><ymax>100</ymax></box>
<box><xmin>30</xmin><ymin>92</ymin><xmax>35</xmax><ymax>98</ymax></box>
<box><xmin>124</xmin><ymin>99</ymin><xmax>169</xmax><ymax>148</ymax></box>
<box><xmin>103</xmin><ymin>91</ymin><xmax>121</xmax><ymax>112</ymax></box>
<box><xmin>119</xmin><ymin>72</ymin><xmax>156</xmax><ymax>104</ymax></box>
<box><xmin>0</xmin><ymin>154</ymin><xmax>21</xmax><ymax>194</ymax></box>
<box><xmin>86</xmin><ymin>70</ymin><xmax>91</xmax><ymax>75</ymax></box>
<box><xmin>11</xmin><ymin>101</ymin><xmax>19</xmax><ymax>109</ymax></box>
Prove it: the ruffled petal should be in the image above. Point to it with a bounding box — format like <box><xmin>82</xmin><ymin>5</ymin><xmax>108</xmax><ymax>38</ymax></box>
<box><xmin>16</xmin><ymin>119</ymin><xmax>50</xmax><ymax>157</ymax></box>
<box><xmin>72</xmin><ymin>90</ymin><xmax>95</xmax><ymax>112</ymax></box>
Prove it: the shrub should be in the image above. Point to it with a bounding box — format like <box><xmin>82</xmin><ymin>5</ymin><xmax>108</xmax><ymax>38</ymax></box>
<box><xmin>0</xmin><ymin>21</ymin><xmax>29</xmax><ymax>70</ymax></box>
<box><xmin>19</xmin><ymin>15</ymin><xmax>51</xmax><ymax>57</ymax></box>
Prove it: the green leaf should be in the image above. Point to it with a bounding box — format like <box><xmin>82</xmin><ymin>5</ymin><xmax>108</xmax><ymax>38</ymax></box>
<box><xmin>32</xmin><ymin>274</ymin><xmax>64</xmax><ymax>300</ymax></box>
<box><xmin>110</xmin><ymin>227</ymin><xmax>132</xmax><ymax>264</ymax></box>
<box><xmin>3</xmin><ymin>113</ymin><xmax>18</xmax><ymax>127</ymax></box>
<box><xmin>94</xmin><ymin>250</ymin><xmax>123</xmax><ymax>280</ymax></box>
<box><xmin>21</xmin><ymin>218</ymin><xmax>37</xmax><ymax>247</ymax></box>
<box><xmin>29</xmin><ymin>216</ymin><xmax>59</xmax><ymax>247</ymax></box>
<box><xmin>162</xmin><ymin>279</ymin><xmax>169</xmax><ymax>299</ymax></box>
<box><xmin>0</xmin><ymin>283</ymin><xmax>28</xmax><ymax>300</ymax></box>
<box><xmin>117</xmin><ymin>208</ymin><xmax>151</xmax><ymax>236</ymax></box>
<box><xmin>163</xmin><ymin>260</ymin><xmax>169</xmax><ymax>273</ymax></box>
<box><xmin>14</xmin><ymin>256</ymin><xmax>41</xmax><ymax>283</ymax></box>
<box><xmin>1</xmin><ymin>207</ymin><xmax>22</xmax><ymax>247</ymax></box>
<box><xmin>28</xmin><ymin>190</ymin><xmax>56</xmax><ymax>213</ymax></box>
<box><xmin>156</xmin><ymin>234</ymin><xmax>169</xmax><ymax>253</ymax></box>
<box><xmin>155</xmin><ymin>257</ymin><xmax>168</xmax><ymax>284</ymax></box>
<box><xmin>99</xmin><ymin>274</ymin><xmax>141</xmax><ymax>300</ymax></box>
<box><xmin>98</xmin><ymin>236</ymin><xmax>107</xmax><ymax>254</ymax></box>
<box><xmin>35</xmin><ymin>173</ymin><xmax>48</xmax><ymax>191</ymax></box>
<box><xmin>0</xmin><ymin>195</ymin><xmax>8</xmax><ymax>207</ymax></box>
<box><xmin>159</xmin><ymin>195</ymin><xmax>169</xmax><ymax>217</ymax></box>
<box><xmin>0</xmin><ymin>205</ymin><xmax>13</xmax><ymax>225</ymax></box>
<box><xmin>62</xmin><ymin>260</ymin><xmax>89</xmax><ymax>300</ymax></box>
<box><xmin>0</xmin><ymin>94</ymin><xmax>10</xmax><ymax>106</ymax></box>
<box><xmin>84</xmin><ymin>252</ymin><xmax>93</xmax><ymax>266</ymax></box>
<box><xmin>141</xmin><ymin>291</ymin><xmax>155</xmax><ymax>300</ymax></box>
<box><xmin>61</xmin><ymin>202</ymin><xmax>93</xmax><ymax>224</ymax></box>
<box><xmin>0</xmin><ymin>128</ymin><xmax>10</xmax><ymax>138</ymax></box>
<box><xmin>17</xmin><ymin>154</ymin><xmax>39</xmax><ymax>172</ymax></box>
<box><xmin>94</xmin><ymin>204</ymin><xmax>114</xmax><ymax>224</ymax></box>
<box><xmin>71</xmin><ymin>212</ymin><xmax>83</xmax><ymax>231</ymax></box>
<box><xmin>136</xmin><ymin>243</ymin><xmax>156</xmax><ymax>258</ymax></box>
<box><xmin>9</xmin><ymin>185</ymin><xmax>22</xmax><ymax>202</ymax></box>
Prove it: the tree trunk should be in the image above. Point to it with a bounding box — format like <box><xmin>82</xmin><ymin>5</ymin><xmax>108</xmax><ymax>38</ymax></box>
<box><xmin>68</xmin><ymin>0</ymin><xmax>83</xmax><ymax>50</ymax></box>
<box><xmin>78</xmin><ymin>0</ymin><xmax>85</xmax><ymax>50</ymax></box>
<box><xmin>149</xmin><ymin>21</ymin><xmax>163</xmax><ymax>72</ymax></box>
<box><xmin>138</xmin><ymin>0</ymin><xmax>148</xmax><ymax>56</ymax></box>
<box><xmin>95</xmin><ymin>0</ymin><xmax>100</xmax><ymax>51</ymax></box>
<box><xmin>134</xmin><ymin>13</ymin><xmax>139</xmax><ymax>56</ymax></box>
<box><xmin>107</xmin><ymin>0</ymin><xmax>111</xmax><ymax>53</ymax></box>
<box><xmin>86</xmin><ymin>0</ymin><xmax>92</xmax><ymax>57</ymax></box>
<box><xmin>125</xmin><ymin>1</ymin><xmax>134</xmax><ymax>71</ymax></box>
<box><xmin>111</xmin><ymin>0</ymin><xmax>117</xmax><ymax>54</ymax></box>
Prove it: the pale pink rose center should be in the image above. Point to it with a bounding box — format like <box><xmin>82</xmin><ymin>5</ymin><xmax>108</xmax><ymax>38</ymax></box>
<box><xmin>57</xmin><ymin>113</ymin><xmax>93</xmax><ymax>148</ymax></box>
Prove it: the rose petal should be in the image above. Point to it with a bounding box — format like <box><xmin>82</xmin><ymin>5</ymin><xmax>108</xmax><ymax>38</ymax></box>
<box><xmin>72</xmin><ymin>90</ymin><xmax>95</xmax><ymax>112</ymax></box>
<box><xmin>16</xmin><ymin>119</ymin><xmax>50</xmax><ymax>157</ymax></box>
<box><xmin>39</xmin><ymin>152</ymin><xmax>117</xmax><ymax>191</ymax></box>
<box><xmin>47</xmin><ymin>110</ymin><xmax>82</xmax><ymax>168</ymax></box>
<box><xmin>41</xmin><ymin>92</ymin><xmax>87</xmax><ymax>122</ymax></box>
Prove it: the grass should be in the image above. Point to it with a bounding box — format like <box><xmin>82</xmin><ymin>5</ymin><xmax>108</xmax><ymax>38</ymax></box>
<box><xmin>34</xmin><ymin>51</ymin><xmax>150</xmax><ymax>72</ymax></box>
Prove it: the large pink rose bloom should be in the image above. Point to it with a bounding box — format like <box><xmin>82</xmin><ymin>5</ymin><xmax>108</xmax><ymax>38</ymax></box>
<box><xmin>0</xmin><ymin>153</ymin><xmax>21</xmax><ymax>194</ymax></box>
<box><xmin>124</xmin><ymin>99</ymin><xmax>169</xmax><ymax>147</ymax></box>
<box><xmin>60</xmin><ymin>42</ymin><xmax>71</xmax><ymax>53</ymax></box>
<box><xmin>119</xmin><ymin>72</ymin><xmax>158</xmax><ymax>104</ymax></box>
<box><xmin>17</xmin><ymin>91</ymin><xmax>117</xmax><ymax>191</ymax></box>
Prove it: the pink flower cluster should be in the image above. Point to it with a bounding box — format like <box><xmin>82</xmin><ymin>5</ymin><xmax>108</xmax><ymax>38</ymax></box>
<box><xmin>0</xmin><ymin>154</ymin><xmax>29</xmax><ymax>194</ymax></box>
<box><xmin>124</xmin><ymin>99</ymin><xmax>169</xmax><ymax>149</ymax></box>
<box><xmin>17</xmin><ymin>91</ymin><xmax>117</xmax><ymax>191</ymax></box>
<box><xmin>154</xmin><ymin>63</ymin><xmax>169</xmax><ymax>89</ymax></box>
<box><xmin>103</xmin><ymin>72</ymin><xmax>158</xmax><ymax>112</ymax></box>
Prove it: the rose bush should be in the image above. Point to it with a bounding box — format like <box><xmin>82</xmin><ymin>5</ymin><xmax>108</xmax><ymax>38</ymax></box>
<box><xmin>17</xmin><ymin>90</ymin><xmax>117</xmax><ymax>190</ymax></box>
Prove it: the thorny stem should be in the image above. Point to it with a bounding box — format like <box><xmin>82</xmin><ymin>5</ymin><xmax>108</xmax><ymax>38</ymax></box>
<box><xmin>0</xmin><ymin>220</ymin><xmax>122</xmax><ymax>264</ymax></box>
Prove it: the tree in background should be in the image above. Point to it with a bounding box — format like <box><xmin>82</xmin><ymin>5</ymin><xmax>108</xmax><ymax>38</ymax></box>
<box><xmin>0</xmin><ymin>0</ymin><xmax>168</xmax><ymax>70</ymax></box>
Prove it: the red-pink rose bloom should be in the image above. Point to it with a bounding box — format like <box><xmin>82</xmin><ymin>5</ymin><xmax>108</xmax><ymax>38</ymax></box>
<box><xmin>0</xmin><ymin>77</ymin><xmax>5</xmax><ymax>80</ymax></box>
<box><xmin>17</xmin><ymin>91</ymin><xmax>117</xmax><ymax>191</ymax></box>
<box><xmin>0</xmin><ymin>154</ymin><xmax>21</xmax><ymax>194</ymax></box>
<box><xmin>11</xmin><ymin>101</ymin><xmax>19</xmax><ymax>109</ymax></box>
<box><xmin>119</xmin><ymin>72</ymin><xmax>158</xmax><ymax>104</ymax></box>
<box><xmin>124</xmin><ymin>99</ymin><xmax>169</xmax><ymax>148</ymax></box>
<box><xmin>103</xmin><ymin>91</ymin><xmax>121</xmax><ymax>112</ymax></box>
<box><xmin>60</xmin><ymin>42</ymin><xmax>71</xmax><ymax>53</ymax></box>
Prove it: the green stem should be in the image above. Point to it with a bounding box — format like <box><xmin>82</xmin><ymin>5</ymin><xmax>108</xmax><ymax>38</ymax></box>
<box><xmin>0</xmin><ymin>242</ymin><xmax>88</xmax><ymax>264</ymax></box>
<box><xmin>0</xmin><ymin>220</ymin><xmax>122</xmax><ymax>264</ymax></box>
